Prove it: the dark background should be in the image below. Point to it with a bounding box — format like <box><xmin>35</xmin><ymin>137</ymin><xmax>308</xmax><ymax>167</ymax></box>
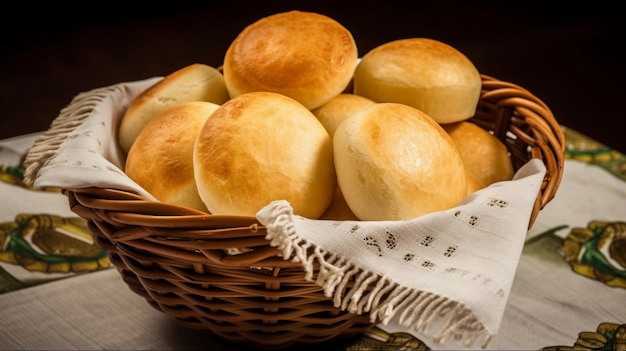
<box><xmin>2</xmin><ymin>1</ymin><xmax>624</xmax><ymax>152</ymax></box>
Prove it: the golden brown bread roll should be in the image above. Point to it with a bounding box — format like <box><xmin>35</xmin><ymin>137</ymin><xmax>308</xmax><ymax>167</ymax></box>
<box><xmin>333</xmin><ymin>103</ymin><xmax>467</xmax><ymax>221</ymax></box>
<box><xmin>442</xmin><ymin>121</ymin><xmax>515</xmax><ymax>186</ymax></box>
<box><xmin>223</xmin><ymin>10</ymin><xmax>358</xmax><ymax>110</ymax></box>
<box><xmin>125</xmin><ymin>101</ymin><xmax>220</xmax><ymax>212</ymax></box>
<box><xmin>311</xmin><ymin>93</ymin><xmax>375</xmax><ymax>139</ymax></box>
<box><xmin>353</xmin><ymin>38</ymin><xmax>482</xmax><ymax>124</ymax></box>
<box><xmin>193</xmin><ymin>91</ymin><xmax>336</xmax><ymax>218</ymax></box>
<box><xmin>119</xmin><ymin>63</ymin><xmax>230</xmax><ymax>154</ymax></box>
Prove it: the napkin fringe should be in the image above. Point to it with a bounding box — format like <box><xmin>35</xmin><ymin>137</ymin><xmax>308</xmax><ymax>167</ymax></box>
<box><xmin>23</xmin><ymin>84</ymin><xmax>123</xmax><ymax>186</ymax></box>
<box><xmin>258</xmin><ymin>200</ymin><xmax>492</xmax><ymax>348</ymax></box>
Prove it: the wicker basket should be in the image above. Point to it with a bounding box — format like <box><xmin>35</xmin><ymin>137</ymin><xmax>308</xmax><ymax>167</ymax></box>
<box><xmin>64</xmin><ymin>74</ymin><xmax>564</xmax><ymax>349</ymax></box>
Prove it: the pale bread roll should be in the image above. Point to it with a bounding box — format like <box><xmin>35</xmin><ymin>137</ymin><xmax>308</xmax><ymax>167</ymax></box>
<box><xmin>353</xmin><ymin>38</ymin><xmax>482</xmax><ymax>124</ymax></box>
<box><xmin>334</xmin><ymin>103</ymin><xmax>467</xmax><ymax>221</ymax></box>
<box><xmin>125</xmin><ymin>101</ymin><xmax>220</xmax><ymax>212</ymax></box>
<box><xmin>194</xmin><ymin>91</ymin><xmax>336</xmax><ymax>218</ymax></box>
<box><xmin>442</xmin><ymin>121</ymin><xmax>515</xmax><ymax>186</ymax></box>
<box><xmin>311</xmin><ymin>93</ymin><xmax>375</xmax><ymax>138</ymax></box>
<box><xmin>223</xmin><ymin>10</ymin><xmax>358</xmax><ymax>110</ymax></box>
<box><xmin>119</xmin><ymin>63</ymin><xmax>230</xmax><ymax>154</ymax></box>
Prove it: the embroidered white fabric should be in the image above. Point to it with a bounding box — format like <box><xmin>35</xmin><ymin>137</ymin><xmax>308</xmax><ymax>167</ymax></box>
<box><xmin>23</xmin><ymin>77</ymin><xmax>162</xmax><ymax>195</ymax></box>
<box><xmin>22</xmin><ymin>79</ymin><xmax>546</xmax><ymax>349</ymax></box>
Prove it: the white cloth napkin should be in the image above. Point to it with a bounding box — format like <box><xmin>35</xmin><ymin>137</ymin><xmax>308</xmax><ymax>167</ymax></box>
<box><xmin>23</xmin><ymin>77</ymin><xmax>161</xmax><ymax>196</ymax></box>
<box><xmin>23</xmin><ymin>79</ymin><xmax>546</xmax><ymax>349</ymax></box>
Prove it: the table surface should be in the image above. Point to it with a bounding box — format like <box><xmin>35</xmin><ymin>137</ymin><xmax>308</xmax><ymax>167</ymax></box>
<box><xmin>1</xmin><ymin>126</ymin><xmax>625</xmax><ymax>350</ymax></box>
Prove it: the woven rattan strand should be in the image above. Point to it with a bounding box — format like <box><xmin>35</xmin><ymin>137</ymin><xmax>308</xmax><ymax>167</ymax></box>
<box><xmin>64</xmin><ymin>74</ymin><xmax>565</xmax><ymax>349</ymax></box>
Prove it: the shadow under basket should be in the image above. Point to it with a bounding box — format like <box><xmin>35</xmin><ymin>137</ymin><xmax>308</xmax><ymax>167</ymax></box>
<box><xmin>64</xmin><ymin>74</ymin><xmax>565</xmax><ymax>349</ymax></box>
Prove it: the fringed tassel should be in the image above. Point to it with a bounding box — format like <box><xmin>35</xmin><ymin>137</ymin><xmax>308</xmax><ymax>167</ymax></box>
<box><xmin>23</xmin><ymin>84</ymin><xmax>122</xmax><ymax>186</ymax></box>
<box><xmin>257</xmin><ymin>199</ymin><xmax>493</xmax><ymax>349</ymax></box>
<box><xmin>260</xmin><ymin>200</ymin><xmax>297</xmax><ymax>254</ymax></box>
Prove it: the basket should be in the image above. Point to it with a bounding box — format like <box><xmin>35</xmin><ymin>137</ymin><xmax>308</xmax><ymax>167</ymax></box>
<box><xmin>63</xmin><ymin>74</ymin><xmax>565</xmax><ymax>349</ymax></box>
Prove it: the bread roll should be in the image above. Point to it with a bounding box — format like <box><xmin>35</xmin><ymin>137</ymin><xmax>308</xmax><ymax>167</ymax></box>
<box><xmin>194</xmin><ymin>91</ymin><xmax>336</xmax><ymax>218</ymax></box>
<box><xmin>125</xmin><ymin>101</ymin><xmax>220</xmax><ymax>212</ymax></box>
<box><xmin>223</xmin><ymin>10</ymin><xmax>358</xmax><ymax>110</ymax></box>
<box><xmin>334</xmin><ymin>103</ymin><xmax>467</xmax><ymax>221</ymax></box>
<box><xmin>119</xmin><ymin>63</ymin><xmax>230</xmax><ymax>154</ymax></box>
<box><xmin>353</xmin><ymin>38</ymin><xmax>481</xmax><ymax>124</ymax></box>
<box><xmin>311</xmin><ymin>93</ymin><xmax>375</xmax><ymax>138</ymax></box>
<box><xmin>442</xmin><ymin>121</ymin><xmax>515</xmax><ymax>186</ymax></box>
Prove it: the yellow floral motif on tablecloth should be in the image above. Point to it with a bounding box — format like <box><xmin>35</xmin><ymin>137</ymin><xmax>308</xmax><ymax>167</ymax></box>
<box><xmin>543</xmin><ymin>322</ymin><xmax>626</xmax><ymax>350</ymax></box>
<box><xmin>336</xmin><ymin>326</ymin><xmax>430</xmax><ymax>350</ymax></box>
<box><xmin>0</xmin><ymin>214</ymin><xmax>109</xmax><ymax>274</ymax></box>
<box><xmin>563</xmin><ymin>127</ymin><xmax>626</xmax><ymax>181</ymax></box>
<box><xmin>560</xmin><ymin>221</ymin><xmax>626</xmax><ymax>289</ymax></box>
<box><xmin>557</xmin><ymin>128</ymin><xmax>626</xmax><ymax>287</ymax></box>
